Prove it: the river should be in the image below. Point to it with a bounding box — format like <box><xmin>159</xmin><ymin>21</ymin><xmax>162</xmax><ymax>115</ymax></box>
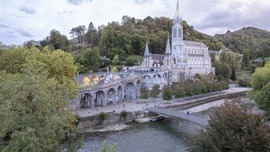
<box><xmin>78</xmin><ymin>100</ymin><xmax>225</xmax><ymax>152</ymax></box>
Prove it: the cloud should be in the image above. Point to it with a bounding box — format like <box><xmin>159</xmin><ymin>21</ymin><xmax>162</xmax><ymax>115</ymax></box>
<box><xmin>134</xmin><ymin>0</ymin><xmax>152</xmax><ymax>5</ymax></box>
<box><xmin>58</xmin><ymin>10</ymin><xmax>73</xmax><ymax>15</ymax></box>
<box><xmin>0</xmin><ymin>23</ymin><xmax>9</xmax><ymax>28</ymax></box>
<box><xmin>113</xmin><ymin>7</ymin><xmax>122</xmax><ymax>11</ymax></box>
<box><xmin>193</xmin><ymin>0</ymin><xmax>270</xmax><ymax>34</ymax></box>
<box><xmin>0</xmin><ymin>22</ymin><xmax>32</xmax><ymax>38</ymax></box>
<box><xmin>161</xmin><ymin>0</ymin><xmax>171</xmax><ymax>8</ymax></box>
<box><xmin>66</xmin><ymin>0</ymin><xmax>93</xmax><ymax>5</ymax></box>
<box><xmin>19</xmin><ymin>6</ymin><xmax>36</xmax><ymax>15</ymax></box>
<box><xmin>13</xmin><ymin>27</ymin><xmax>33</xmax><ymax>37</ymax></box>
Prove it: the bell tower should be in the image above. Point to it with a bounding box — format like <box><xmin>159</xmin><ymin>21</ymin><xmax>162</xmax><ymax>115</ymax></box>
<box><xmin>171</xmin><ymin>0</ymin><xmax>185</xmax><ymax>67</ymax></box>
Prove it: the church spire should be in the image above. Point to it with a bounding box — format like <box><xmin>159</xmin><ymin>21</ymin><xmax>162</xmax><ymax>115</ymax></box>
<box><xmin>174</xmin><ymin>0</ymin><xmax>182</xmax><ymax>23</ymax></box>
<box><xmin>175</xmin><ymin>0</ymin><xmax>180</xmax><ymax>19</ymax></box>
<box><xmin>144</xmin><ymin>41</ymin><xmax>150</xmax><ymax>56</ymax></box>
<box><xmin>165</xmin><ymin>38</ymin><xmax>171</xmax><ymax>54</ymax></box>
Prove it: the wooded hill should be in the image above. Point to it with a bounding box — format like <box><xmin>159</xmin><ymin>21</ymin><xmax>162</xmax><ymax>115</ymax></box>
<box><xmin>215</xmin><ymin>27</ymin><xmax>270</xmax><ymax>55</ymax></box>
<box><xmin>22</xmin><ymin>16</ymin><xmax>270</xmax><ymax>62</ymax></box>
<box><xmin>98</xmin><ymin>16</ymin><xmax>225</xmax><ymax>60</ymax></box>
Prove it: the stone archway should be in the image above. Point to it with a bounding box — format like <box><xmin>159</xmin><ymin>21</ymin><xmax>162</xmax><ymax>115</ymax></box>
<box><xmin>100</xmin><ymin>75</ymin><xmax>105</xmax><ymax>81</ymax></box>
<box><xmin>107</xmin><ymin>88</ymin><xmax>116</xmax><ymax>104</ymax></box>
<box><xmin>117</xmin><ymin>86</ymin><xmax>123</xmax><ymax>102</ymax></box>
<box><xmin>91</xmin><ymin>75</ymin><xmax>98</xmax><ymax>85</ymax></box>
<box><xmin>153</xmin><ymin>74</ymin><xmax>161</xmax><ymax>84</ymax></box>
<box><xmin>96</xmin><ymin>90</ymin><xmax>107</xmax><ymax>106</ymax></box>
<box><xmin>126</xmin><ymin>82</ymin><xmax>134</xmax><ymax>99</ymax></box>
<box><xmin>142</xmin><ymin>75</ymin><xmax>151</xmax><ymax>87</ymax></box>
<box><xmin>80</xmin><ymin>93</ymin><xmax>92</xmax><ymax>108</ymax></box>
<box><xmin>82</xmin><ymin>76</ymin><xmax>90</xmax><ymax>85</ymax></box>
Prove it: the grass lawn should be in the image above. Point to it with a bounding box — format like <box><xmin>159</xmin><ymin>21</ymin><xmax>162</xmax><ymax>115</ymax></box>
<box><xmin>127</xmin><ymin>55</ymin><xmax>143</xmax><ymax>62</ymax></box>
<box><xmin>236</xmin><ymin>71</ymin><xmax>252</xmax><ymax>79</ymax></box>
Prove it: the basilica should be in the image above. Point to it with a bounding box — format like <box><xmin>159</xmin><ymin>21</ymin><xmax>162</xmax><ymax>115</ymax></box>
<box><xmin>143</xmin><ymin>0</ymin><xmax>215</xmax><ymax>82</ymax></box>
<box><xmin>72</xmin><ymin>0</ymin><xmax>215</xmax><ymax>109</ymax></box>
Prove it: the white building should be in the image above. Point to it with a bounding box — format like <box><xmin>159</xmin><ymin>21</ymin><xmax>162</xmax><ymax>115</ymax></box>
<box><xmin>143</xmin><ymin>0</ymin><xmax>215</xmax><ymax>83</ymax></box>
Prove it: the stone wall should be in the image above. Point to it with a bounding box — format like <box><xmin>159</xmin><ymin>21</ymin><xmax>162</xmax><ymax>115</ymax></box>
<box><xmin>78</xmin><ymin>110</ymin><xmax>145</xmax><ymax>129</ymax></box>
<box><xmin>166</xmin><ymin>91</ymin><xmax>247</xmax><ymax>110</ymax></box>
<box><xmin>78</xmin><ymin>90</ymin><xmax>247</xmax><ymax>130</ymax></box>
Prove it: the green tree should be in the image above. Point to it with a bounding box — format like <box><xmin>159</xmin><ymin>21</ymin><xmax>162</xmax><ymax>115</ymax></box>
<box><xmin>0</xmin><ymin>46</ymin><xmax>80</xmax><ymax>151</ymax></box>
<box><xmin>248</xmin><ymin>62</ymin><xmax>270</xmax><ymax>111</ymax></box>
<box><xmin>46</xmin><ymin>29</ymin><xmax>69</xmax><ymax>51</ymax></box>
<box><xmin>112</xmin><ymin>55</ymin><xmax>119</xmax><ymax>65</ymax></box>
<box><xmin>189</xmin><ymin>99</ymin><xmax>270</xmax><ymax>152</ymax></box>
<box><xmin>140</xmin><ymin>86</ymin><xmax>149</xmax><ymax>101</ymax></box>
<box><xmin>162</xmin><ymin>85</ymin><xmax>172</xmax><ymax>102</ymax></box>
<box><xmin>242</xmin><ymin>49</ymin><xmax>250</xmax><ymax>69</ymax></box>
<box><xmin>100</xmin><ymin>140</ymin><xmax>117</xmax><ymax>152</ymax></box>
<box><xmin>79</xmin><ymin>47</ymin><xmax>100</xmax><ymax>72</ymax></box>
<box><xmin>230</xmin><ymin>67</ymin><xmax>236</xmax><ymax>81</ymax></box>
<box><xmin>111</xmin><ymin>66</ymin><xmax>118</xmax><ymax>72</ymax></box>
<box><xmin>150</xmin><ymin>84</ymin><xmax>160</xmax><ymax>101</ymax></box>
<box><xmin>125</xmin><ymin>58</ymin><xmax>136</xmax><ymax>66</ymax></box>
<box><xmin>96</xmin><ymin>112</ymin><xmax>108</xmax><ymax>125</ymax></box>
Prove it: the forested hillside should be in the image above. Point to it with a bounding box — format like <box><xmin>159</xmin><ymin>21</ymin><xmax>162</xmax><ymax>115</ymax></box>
<box><xmin>215</xmin><ymin>27</ymin><xmax>270</xmax><ymax>56</ymax></box>
<box><xmin>98</xmin><ymin>16</ymin><xmax>225</xmax><ymax>60</ymax></box>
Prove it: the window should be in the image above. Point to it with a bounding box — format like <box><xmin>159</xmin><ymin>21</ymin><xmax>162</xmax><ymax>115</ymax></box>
<box><xmin>173</xmin><ymin>28</ymin><xmax>177</xmax><ymax>38</ymax></box>
<box><xmin>178</xmin><ymin>29</ymin><xmax>181</xmax><ymax>38</ymax></box>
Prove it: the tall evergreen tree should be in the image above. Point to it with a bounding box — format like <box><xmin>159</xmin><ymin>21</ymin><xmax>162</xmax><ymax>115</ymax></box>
<box><xmin>140</xmin><ymin>86</ymin><xmax>149</xmax><ymax>102</ymax></box>
<box><xmin>162</xmin><ymin>85</ymin><xmax>172</xmax><ymax>102</ymax></box>
<box><xmin>150</xmin><ymin>84</ymin><xmax>160</xmax><ymax>101</ymax></box>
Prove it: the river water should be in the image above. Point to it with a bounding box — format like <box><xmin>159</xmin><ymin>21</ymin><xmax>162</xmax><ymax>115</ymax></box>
<box><xmin>79</xmin><ymin>100</ymin><xmax>225</xmax><ymax>152</ymax></box>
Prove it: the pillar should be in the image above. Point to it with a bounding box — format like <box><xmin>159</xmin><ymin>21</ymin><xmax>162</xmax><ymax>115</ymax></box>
<box><xmin>90</xmin><ymin>93</ymin><xmax>96</xmax><ymax>108</ymax></box>
<box><xmin>103</xmin><ymin>93</ymin><xmax>107</xmax><ymax>106</ymax></box>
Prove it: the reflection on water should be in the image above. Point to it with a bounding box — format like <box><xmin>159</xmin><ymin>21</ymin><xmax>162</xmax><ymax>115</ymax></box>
<box><xmin>79</xmin><ymin>118</ymin><xmax>203</xmax><ymax>152</ymax></box>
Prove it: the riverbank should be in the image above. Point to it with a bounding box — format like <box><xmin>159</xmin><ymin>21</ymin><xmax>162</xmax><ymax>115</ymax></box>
<box><xmin>75</xmin><ymin>88</ymin><xmax>249</xmax><ymax>133</ymax></box>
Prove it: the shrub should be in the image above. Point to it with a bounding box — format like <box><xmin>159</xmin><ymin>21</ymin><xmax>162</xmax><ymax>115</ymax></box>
<box><xmin>96</xmin><ymin>112</ymin><xmax>108</xmax><ymax>125</ymax></box>
<box><xmin>120</xmin><ymin>110</ymin><xmax>128</xmax><ymax>120</ymax></box>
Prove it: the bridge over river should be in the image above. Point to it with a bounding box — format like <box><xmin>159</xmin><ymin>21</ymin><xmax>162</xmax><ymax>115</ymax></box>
<box><xmin>147</xmin><ymin>107</ymin><xmax>208</xmax><ymax>126</ymax></box>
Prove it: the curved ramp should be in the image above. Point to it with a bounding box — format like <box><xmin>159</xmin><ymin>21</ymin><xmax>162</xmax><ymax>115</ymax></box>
<box><xmin>147</xmin><ymin>107</ymin><xmax>208</xmax><ymax>126</ymax></box>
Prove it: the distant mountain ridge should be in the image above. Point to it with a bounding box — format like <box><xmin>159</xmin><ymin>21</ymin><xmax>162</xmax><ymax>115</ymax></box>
<box><xmin>214</xmin><ymin>27</ymin><xmax>270</xmax><ymax>54</ymax></box>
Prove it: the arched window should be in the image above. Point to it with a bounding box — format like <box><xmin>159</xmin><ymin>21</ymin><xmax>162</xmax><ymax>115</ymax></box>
<box><xmin>173</xmin><ymin>28</ymin><xmax>177</xmax><ymax>38</ymax></box>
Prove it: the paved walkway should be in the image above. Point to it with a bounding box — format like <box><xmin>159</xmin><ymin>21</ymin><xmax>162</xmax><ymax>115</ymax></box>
<box><xmin>73</xmin><ymin>87</ymin><xmax>249</xmax><ymax>118</ymax></box>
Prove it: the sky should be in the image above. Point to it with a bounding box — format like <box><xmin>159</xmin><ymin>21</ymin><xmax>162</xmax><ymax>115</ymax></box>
<box><xmin>1</xmin><ymin>0</ymin><xmax>270</xmax><ymax>45</ymax></box>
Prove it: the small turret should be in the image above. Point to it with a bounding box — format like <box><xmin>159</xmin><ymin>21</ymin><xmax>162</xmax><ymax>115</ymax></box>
<box><xmin>144</xmin><ymin>41</ymin><xmax>150</xmax><ymax>56</ymax></box>
<box><xmin>164</xmin><ymin>38</ymin><xmax>171</xmax><ymax>55</ymax></box>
